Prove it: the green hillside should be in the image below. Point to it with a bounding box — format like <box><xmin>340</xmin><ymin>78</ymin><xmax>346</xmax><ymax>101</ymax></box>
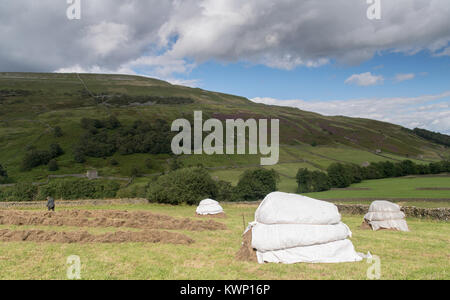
<box><xmin>0</xmin><ymin>72</ymin><xmax>448</xmax><ymax>184</ymax></box>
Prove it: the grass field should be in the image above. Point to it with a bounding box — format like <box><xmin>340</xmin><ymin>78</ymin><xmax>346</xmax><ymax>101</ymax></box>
<box><xmin>0</xmin><ymin>203</ymin><xmax>448</xmax><ymax>280</ymax></box>
<box><xmin>210</xmin><ymin>167</ymin><xmax>450</xmax><ymax>201</ymax></box>
<box><xmin>304</xmin><ymin>177</ymin><xmax>450</xmax><ymax>200</ymax></box>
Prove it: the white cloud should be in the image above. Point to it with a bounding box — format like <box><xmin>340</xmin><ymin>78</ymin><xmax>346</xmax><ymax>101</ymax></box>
<box><xmin>1</xmin><ymin>0</ymin><xmax>450</xmax><ymax>76</ymax></box>
<box><xmin>128</xmin><ymin>54</ymin><xmax>196</xmax><ymax>77</ymax></box>
<box><xmin>82</xmin><ymin>22</ymin><xmax>131</xmax><ymax>57</ymax></box>
<box><xmin>166</xmin><ymin>78</ymin><xmax>201</xmax><ymax>87</ymax></box>
<box><xmin>54</xmin><ymin>60</ymin><xmax>201</xmax><ymax>87</ymax></box>
<box><xmin>345</xmin><ymin>72</ymin><xmax>384</xmax><ymax>86</ymax></box>
<box><xmin>54</xmin><ymin>64</ymin><xmax>136</xmax><ymax>76</ymax></box>
<box><xmin>395</xmin><ymin>73</ymin><xmax>415</xmax><ymax>82</ymax></box>
<box><xmin>251</xmin><ymin>91</ymin><xmax>450</xmax><ymax>134</ymax></box>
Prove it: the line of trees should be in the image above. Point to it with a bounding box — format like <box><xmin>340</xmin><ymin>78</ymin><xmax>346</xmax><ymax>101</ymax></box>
<box><xmin>296</xmin><ymin>169</ymin><xmax>331</xmax><ymax>193</ymax></box>
<box><xmin>147</xmin><ymin>167</ymin><xmax>279</xmax><ymax>205</ymax></box>
<box><xmin>21</xmin><ymin>144</ymin><xmax>64</xmax><ymax>171</ymax></box>
<box><xmin>74</xmin><ymin>117</ymin><xmax>173</xmax><ymax>162</ymax></box>
<box><xmin>2</xmin><ymin>165</ymin><xmax>278</xmax><ymax>203</ymax></box>
<box><xmin>297</xmin><ymin>160</ymin><xmax>450</xmax><ymax>193</ymax></box>
<box><xmin>413</xmin><ymin>128</ymin><xmax>450</xmax><ymax>147</ymax></box>
<box><xmin>0</xmin><ymin>179</ymin><xmax>121</xmax><ymax>202</ymax></box>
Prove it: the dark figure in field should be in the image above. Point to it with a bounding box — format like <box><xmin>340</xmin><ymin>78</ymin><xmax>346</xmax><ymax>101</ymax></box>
<box><xmin>46</xmin><ymin>196</ymin><xmax>55</xmax><ymax>212</ymax></box>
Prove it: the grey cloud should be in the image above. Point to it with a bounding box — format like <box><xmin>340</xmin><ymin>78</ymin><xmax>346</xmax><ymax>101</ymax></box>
<box><xmin>0</xmin><ymin>1</ymin><xmax>449</xmax><ymax>75</ymax></box>
<box><xmin>0</xmin><ymin>0</ymin><xmax>172</xmax><ymax>72</ymax></box>
<box><xmin>161</xmin><ymin>0</ymin><xmax>450</xmax><ymax>68</ymax></box>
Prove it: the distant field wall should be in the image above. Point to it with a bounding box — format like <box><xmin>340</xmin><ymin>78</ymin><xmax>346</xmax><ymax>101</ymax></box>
<box><xmin>228</xmin><ymin>201</ymin><xmax>449</xmax><ymax>221</ymax></box>
<box><xmin>336</xmin><ymin>204</ymin><xmax>449</xmax><ymax>221</ymax></box>
<box><xmin>0</xmin><ymin>198</ymin><xmax>147</xmax><ymax>208</ymax></box>
<box><xmin>0</xmin><ymin>198</ymin><xmax>448</xmax><ymax>221</ymax></box>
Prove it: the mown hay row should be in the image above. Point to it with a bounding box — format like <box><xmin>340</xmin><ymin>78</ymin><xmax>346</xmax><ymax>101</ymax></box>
<box><xmin>0</xmin><ymin>229</ymin><xmax>194</xmax><ymax>244</ymax></box>
<box><xmin>0</xmin><ymin>210</ymin><xmax>227</xmax><ymax>231</ymax></box>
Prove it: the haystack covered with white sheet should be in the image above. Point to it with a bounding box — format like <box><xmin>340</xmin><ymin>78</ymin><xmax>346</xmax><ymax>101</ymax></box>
<box><xmin>362</xmin><ymin>201</ymin><xmax>409</xmax><ymax>231</ymax></box>
<box><xmin>196</xmin><ymin>199</ymin><xmax>224</xmax><ymax>215</ymax></box>
<box><xmin>237</xmin><ymin>192</ymin><xmax>363</xmax><ymax>264</ymax></box>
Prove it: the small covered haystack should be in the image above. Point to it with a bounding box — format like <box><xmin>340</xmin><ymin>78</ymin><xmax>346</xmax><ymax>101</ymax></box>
<box><xmin>236</xmin><ymin>192</ymin><xmax>363</xmax><ymax>264</ymax></box>
<box><xmin>196</xmin><ymin>199</ymin><xmax>225</xmax><ymax>216</ymax></box>
<box><xmin>362</xmin><ymin>201</ymin><xmax>409</xmax><ymax>231</ymax></box>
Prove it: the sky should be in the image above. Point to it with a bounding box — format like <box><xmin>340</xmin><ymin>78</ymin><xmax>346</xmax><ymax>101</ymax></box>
<box><xmin>0</xmin><ymin>0</ymin><xmax>449</xmax><ymax>134</ymax></box>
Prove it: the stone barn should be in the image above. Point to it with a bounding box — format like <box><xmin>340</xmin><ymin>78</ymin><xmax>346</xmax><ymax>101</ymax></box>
<box><xmin>86</xmin><ymin>170</ymin><xmax>99</xmax><ymax>180</ymax></box>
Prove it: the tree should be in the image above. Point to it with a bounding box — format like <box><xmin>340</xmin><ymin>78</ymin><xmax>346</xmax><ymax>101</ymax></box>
<box><xmin>441</xmin><ymin>160</ymin><xmax>450</xmax><ymax>172</ymax></box>
<box><xmin>105</xmin><ymin>116</ymin><xmax>121</xmax><ymax>129</ymax></box>
<box><xmin>49</xmin><ymin>143</ymin><xmax>64</xmax><ymax>158</ymax></box>
<box><xmin>48</xmin><ymin>159</ymin><xmax>59</xmax><ymax>171</ymax></box>
<box><xmin>296</xmin><ymin>168</ymin><xmax>313</xmax><ymax>193</ymax></box>
<box><xmin>327</xmin><ymin>163</ymin><xmax>353</xmax><ymax>188</ymax></box>
<box><xmin>21</xmin><ymin>144</ymin><xmax>64</xmax><ymax>171</ymax></box>
<box><xmin>76</xmin><ymin>117</ymin><xmax>173</xmax><ymax>159</ymax></box>
<box><xmin>0</xmin><ymin>164</ymin><xmax>7</xmax><ymax>177</ymax></box>
<box><xmin>398</xmin><ymin>160</ymin><xmax>417</xmax><ymax>176</ymax></box>
<box><xmin>73</xmin><ymin>150</ymin><xmax>86</xmax><ymax>163</ymax></box>
<box><xmin>21</xmin><ymin>150</ymin><xmax>52</xmax><ymax>171</ymax></box>
<box><xmin>416</xmin><ymin>164</ymin><xmax>430</xmax><ymax>175</ymax></box>
<box><xmin>296</xmin><ymin>168</ymin><xmax>330</xmax><ymax>193</ymax></box>
<box><xmin>0</xmin><ymin>164</ymin><xmax>8</xmax><ymax>184</ymax></box>
<box><xmin>233</xmin><ymin>169</ymin><xmax>279</xmax><ymax>201</ymax></box>
<box><xmin>383</xmin><ymin>161</ymin><xmax>396</xmax><ymax>177</ymax></box>
<box><xmin>216</xmin><ymin>180</ymin><xmax>234</xmax><ymax>202</ymax></box>
<box><xmin>347</xmin><ymin>164</ymin><xmax>363</xmax><ymax>183</ymax></box>
<box><xmin>53</xmin><ymin>126</ymin><xmax>63</xmax><ymax>137</ymax></box>
<box><xmin>311</xmin><ymin>170</ymin><xmax>331</xmax><ymax>192</ymax></box>
<box><xmin>429</xmin><ymin>162</ymin><xmax>443</xmax><ymax>174</ymax></box>
<box><xmin>361</xmin><ymin>163</ymin><xmax>383</xmax><ymax>180</ymax></box>
<box><xmin>12</xmin><ymin>183</ymin><xmax>38</xmax><ymax>202</ymax></box>
<box><xmin>129</xmin><ymin>166</ymin><xmax>142</xmax><ymax>178</ymax></box>
<box><xmin>168</xmin><ymin>157</ymin><xmax>183</xmax><ymax>171</ymax></box>
<box><xmin>147</xmin><ymin>167</ymin><xmax>218</xmax><ymax>205</ymax></box>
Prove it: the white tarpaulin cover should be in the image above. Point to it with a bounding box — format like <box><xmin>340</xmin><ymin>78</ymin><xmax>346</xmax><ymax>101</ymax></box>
<box><xmin>367</xmin><ymin>219</ymin><xmax>409</xmax><ymax>231</ymax></box>
<box><xmin>248</xmin><ymin>192</ymin><xmax>363</xmax><ymax>264</ymax></box>
<box><xmin>368</xmin><ymin>200</ymin><xmax>401</xmax><ymax>212</ymax></box>
<box><xmin>255</xmin><ymin>192</ymin><xmax>341</xmax><ymax>225</ymax></box>
<box><xmin>196</xmin><ymin>199</ymin><xmax>224</xmax><ymax>215</ymax></box>
<box><xmin>256</xmin><ymin>239</ymin><xmax>362</xmax><ymax>264</ymax></box>
<box><xmin>364</xmin><ymin>201</ymin><xmax>409</xmax><ymax>231</ymax></box>
<box><xmin>251</xmin><ymin>222</ymin><xmax>352</xmax><ymax>251</ymax></box>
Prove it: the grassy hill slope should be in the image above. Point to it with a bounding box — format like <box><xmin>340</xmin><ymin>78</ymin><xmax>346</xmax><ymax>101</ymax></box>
<box><xmin>0</xmin><ymin>72</ymin><xmax>448</xmax><ymax>183</ymax></box>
